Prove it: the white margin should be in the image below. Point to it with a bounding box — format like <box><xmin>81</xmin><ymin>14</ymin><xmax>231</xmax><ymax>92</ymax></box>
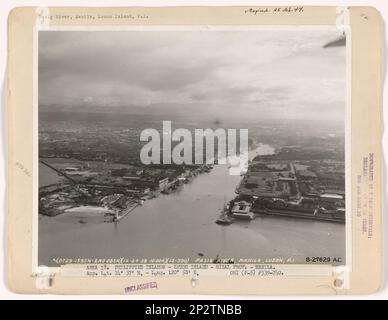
<box><xmin>345</xmin><ymin>26</ymin><xmax>353</xmax><ymax>273</ymax></box>
<box><xmin>32</xmin><ymin>25</ymin><xmax>39</xmax><ymax>272</ymax></box>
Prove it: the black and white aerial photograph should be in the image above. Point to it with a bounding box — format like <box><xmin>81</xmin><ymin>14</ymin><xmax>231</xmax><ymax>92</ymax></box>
<box><xmin>38</xmin><ymin>28</ymin><xmax>347</xmax><ymax>266</ymax></box>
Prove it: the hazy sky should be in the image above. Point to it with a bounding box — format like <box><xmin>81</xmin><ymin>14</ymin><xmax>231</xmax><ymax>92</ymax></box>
<box><xmin>39</xmin><ymin>29</ymin><xmax>346</xmax><ymax>121</ymax></box>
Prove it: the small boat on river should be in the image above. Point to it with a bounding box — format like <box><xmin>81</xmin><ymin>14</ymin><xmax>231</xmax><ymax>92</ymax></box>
<box><xmin>215</xmin><ymin>198</ymin><xmax>234</xmax><ymax>225</ymax></box>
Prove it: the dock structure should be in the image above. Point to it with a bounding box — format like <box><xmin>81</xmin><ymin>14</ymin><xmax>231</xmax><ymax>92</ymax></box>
<box><xmin>253</xmin><ymin>208</ymin><xmax>345</xmax><ymax>223</ymax></box>
<box><xmin>113</xmin><ymin>202</ymin><xmax>139</xmax><ymax>222</ymax></box>
<box><xmin>39</xmin><ymin>183</ymin><xmax>73</xmax><ymax>197</ymax></box>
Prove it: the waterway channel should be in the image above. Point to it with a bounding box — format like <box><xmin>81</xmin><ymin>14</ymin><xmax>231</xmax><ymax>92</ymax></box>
<box><xmin>39</xmin><ymin>144</ymin><xmax>345</xmax><ymax>266</ymax></box>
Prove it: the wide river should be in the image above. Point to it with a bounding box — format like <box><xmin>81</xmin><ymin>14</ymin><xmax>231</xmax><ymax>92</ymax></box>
<box><xmin>39</xmin><ymin>145</ymin><xmax>345</xmax><ymax>266</ymax></box>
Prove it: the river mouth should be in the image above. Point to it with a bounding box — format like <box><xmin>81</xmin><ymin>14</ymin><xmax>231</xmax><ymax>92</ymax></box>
<box><xmin>38</xmin><ymin>144</ymin><xmax>345</xmax><ymax>267</ymax></box>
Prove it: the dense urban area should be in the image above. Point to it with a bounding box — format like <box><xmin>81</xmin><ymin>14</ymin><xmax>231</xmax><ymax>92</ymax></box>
<box><xmin>39</xmin><ymin>112</ymin><xmax>345</xmax><ymax>224</ymax></box>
